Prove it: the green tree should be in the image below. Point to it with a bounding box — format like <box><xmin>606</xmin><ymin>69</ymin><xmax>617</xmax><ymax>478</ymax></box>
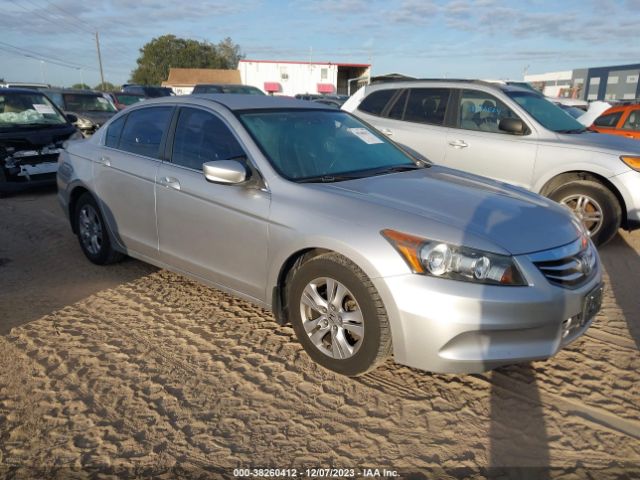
<box><xmin>71</xmin><ymin>83</ymin><xmax>91</xmax><ymax>90</ymax></box>
<box><xmin>94</xmin><ymin>81</ymin><xmax>117</xmax><ymax>92</ymax></box>
<box><xmin>130</xmin><ymin>35</ymin><xmax>244</xmax><ymax>86</ymax></box>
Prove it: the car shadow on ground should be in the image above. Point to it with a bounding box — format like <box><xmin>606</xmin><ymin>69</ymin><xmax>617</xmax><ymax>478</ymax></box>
<box><xmin>599</xmin><ymin>232</ymin><xmax>640</xmax><ymax>350</ymax></box>
<box><xmin>0</xmin><ymin>188</ymin><xmax>157</xmax><ymax>334</ymax></box>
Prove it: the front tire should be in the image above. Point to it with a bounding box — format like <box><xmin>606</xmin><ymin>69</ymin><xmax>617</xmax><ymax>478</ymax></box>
<box><xmin>548</xmin><ymin>179</ymin><xmax>621</xmax><ymax>246</ymax></box>
<box><xmin>74</xmin><ymin>193</ymin><xmax>123</xmax><ymax>265</ymax></box>
<box><xmin>286</xmin><ymin>253</ymin><xmax>392</xmax><ymax>376</ymax></box>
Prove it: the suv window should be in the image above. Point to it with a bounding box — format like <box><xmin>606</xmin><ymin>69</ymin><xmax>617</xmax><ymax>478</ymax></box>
<box><xmin>119</xmin><ymin>106</ymin><xmax>173</xmax><ymax>158</ymax></box>
<box><xmin>105</xmin><ymin>115</ymin><xmax>126</xmax><ymax>148</ymax></box>
<box><xmin>594</xmin><ymin>111</ymin><xmax>623</xmax><ymax>128</ymax></box>
<box><xmin>459</xmin><ymin>90</ymin><xmax>519</xmax><ymax>133</ymax></box>
<box><xmin>171</xmin><ymin>107</ymin><xmax>245</xmax><ymax>170</ymax></box>
<box><xmin>358</xmin><ymin>89</ymin><xmax>397</xmax><ymax>116</ymax></box>
<box><xmin>622</xmin><ymin>110</ymin><xmax>639</xmax><ymax>130</ymax></box>
<box><xmin>404</xmin><ymin>88</ymin><xmax>450</xmax><ymax>126</ymax></box>
<box><xmin>387</xmin><ymin>90</ymin><xmax>408</xmax><ymax>120</ymax></box>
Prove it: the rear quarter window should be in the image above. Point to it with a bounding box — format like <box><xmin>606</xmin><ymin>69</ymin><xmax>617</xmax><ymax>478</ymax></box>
<box><xmin>358</xmin><ymin>89</ymin><xmax>398</xmax><ymax>116</ymax></box>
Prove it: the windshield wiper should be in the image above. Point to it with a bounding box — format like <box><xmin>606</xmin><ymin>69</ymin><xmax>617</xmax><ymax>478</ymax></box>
<box><xmin>296</xmin><ymin>173</ymin><xmax>367</xmax><ymax>183</ymax></box>
<box><xmin>367</xmin><ymin>164</ymin><xmax>427</xmax><ymax>176</ymax></box>
<box><xmin>557</xmin><ymin>128</ymin><xmax>586</xmax><ymax>134</ymax></box>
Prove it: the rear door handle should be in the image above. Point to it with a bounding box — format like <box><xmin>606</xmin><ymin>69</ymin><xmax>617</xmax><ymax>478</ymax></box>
<box><xmin>97</xmin><ymin>156</ymin><xmax>111</xmax><ymax>166</ymax></box>
<box><xmin>159</xmin><ymin>176</ymin><xmax>181</xmax><ymax>190</ymax></box>
<box><xmin>380</xmin><ymin>128</ymin><xmax>393</xmax><ymax>136</ymax></box>
<box><xmin>448</xmin><ymin>140</ymin><xmax>468</xmax><ymax>149</ymax></box>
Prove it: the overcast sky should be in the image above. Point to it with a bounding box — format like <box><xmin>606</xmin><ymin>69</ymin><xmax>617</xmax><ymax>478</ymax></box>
<box><xmin>1</xmin><ymin>0</ymin><xmax>639</xmax><ymax>88</ymax></box>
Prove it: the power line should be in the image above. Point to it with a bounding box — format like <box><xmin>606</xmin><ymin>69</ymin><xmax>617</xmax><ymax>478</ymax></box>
<box><xmin>0</xmin><ymin>40</ymin><xmax>95</xmax><ymax>71</ymax></box>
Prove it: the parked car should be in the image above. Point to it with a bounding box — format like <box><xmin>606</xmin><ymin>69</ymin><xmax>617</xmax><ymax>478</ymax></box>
<box><xmin>1</xmin><ymin>88</ymin><xmax>82</xmax><ymax>195</ymax></box>
<box><xmin>43</xmin><ymin>88</ymin><xmax>117</xmax><ymax>135</ymax></box>
<box><xmin>104</xmin><ymin>91</ymin><xmax>145</xmax><ymax>111</ymax></box>
<box><xmin>344</xmin><ymin>80</ymin><xmax>640</xmax><ymax>246</ymax></box>
<box><xmin>590</xmin><ymin>104</ymin><xmax>640</xmax><ymax>140</ymax></box>
<box><xmin>122</xmin><ymin>84</ymin><xmax>174</xmax><ymax>98</ymax></box>
<box><xmin>192</xmin><ymin>84</ymin><xmax>265</xmax><ymax>95</ymax></box>
<box><xmin>58</xmin><ymin>94</ymin><xmax>602</xmax><ymax>376</ymax></box>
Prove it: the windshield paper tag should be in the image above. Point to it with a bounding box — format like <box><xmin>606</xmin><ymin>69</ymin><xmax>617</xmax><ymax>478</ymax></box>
<box><xmin>347</xmin><ymin>127</ymin><xmax>384</xmax><ymax>145</ymax></box>
<box><xmin>97</xmin><ymin>97</ymin><xmax>109</xmax><ymax>104</ymax></box>
<box><xmin>33</xmin><ymin>104</ymin><xmax>55</xmax><ymax>114</ymax></box>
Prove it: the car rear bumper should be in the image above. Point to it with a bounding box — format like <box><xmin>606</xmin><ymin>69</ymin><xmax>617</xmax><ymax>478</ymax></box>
<box><xmin>374</xmin><ymin>249</ymin><xmax>602</xmax><ymax>374</ymax></box>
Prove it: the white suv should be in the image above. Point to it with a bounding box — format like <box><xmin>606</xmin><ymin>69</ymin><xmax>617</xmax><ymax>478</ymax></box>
<box><xmin>344</xmin><ymin>80</ymin><xmax>640</xmax><ymax>245</ymax></box>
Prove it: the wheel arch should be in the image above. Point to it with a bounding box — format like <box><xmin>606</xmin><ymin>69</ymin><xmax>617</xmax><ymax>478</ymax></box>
<box><xmin>539</xmin><ymin>170</ymin><xmax>628</xmax><ymax>228</ymax></box>
<box><xmin>68</xmin><ymin>185</ymin><xmax>92</xmax><ymax>234</ymax></box>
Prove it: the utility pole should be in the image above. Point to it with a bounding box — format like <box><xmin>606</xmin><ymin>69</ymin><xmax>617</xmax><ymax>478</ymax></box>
<box><xmin>95</xmin><ymin>31</ymin><xmax>105</xmax><ymax>90</ymax></box>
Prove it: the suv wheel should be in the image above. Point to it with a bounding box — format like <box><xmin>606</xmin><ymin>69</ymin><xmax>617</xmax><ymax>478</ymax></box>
<box><xmin>74</xmin><ymin>193</ymin><xmax>123</xmax><ymax>265</ymax></box>
<box><xmin>286</xmin><ymin>252</ymin><xmax>392</xmax><ymax>376</ymax></box>
<box><xmin>548</xmin><ymin>179</ymin><xmax>621</xmax><ymax>246</ymax></box>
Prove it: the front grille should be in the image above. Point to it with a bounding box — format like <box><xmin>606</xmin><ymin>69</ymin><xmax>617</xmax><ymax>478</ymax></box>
<box><xmin>530</xmin><ymin>238</ymin><xmax>597</xmax><ymax>288</ymax></box>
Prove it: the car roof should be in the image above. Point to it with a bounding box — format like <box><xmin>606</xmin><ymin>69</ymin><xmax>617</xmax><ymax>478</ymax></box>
<box><xmin>366</xmin><ymin>78</ymin><xmax>534</xmax><ymax>95</ymax></box>
<box><xmin>0</xmin><ymin>87</ymin><xmax>51</xmax><ymax>94</ymax></box>
<box><xmin>43</xmin><ymin>88</ymin><xmax>103</xmax><ymax>95</ymax></box>
<box><xmin>143</xmin><ymin>93</ymin><xmax>333</xmax><ymax>111</ymax></box>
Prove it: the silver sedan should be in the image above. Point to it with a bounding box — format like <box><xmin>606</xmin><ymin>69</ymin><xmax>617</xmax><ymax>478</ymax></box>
<box><xmin>57</xmin><ymin>94</ymin><xmax>603</xmax><ymax>376</ymax></box>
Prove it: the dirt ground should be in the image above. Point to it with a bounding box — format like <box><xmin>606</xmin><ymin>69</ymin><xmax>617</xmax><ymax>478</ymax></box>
<box><xmin>1</xmin><ymin>188</ymin><xmax>639</xmax><ymax>479</ymax></box>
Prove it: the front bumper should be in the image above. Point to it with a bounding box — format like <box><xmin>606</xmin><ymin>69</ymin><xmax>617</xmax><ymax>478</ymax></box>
<box><xmin>610</xmin><ymin>169</ymin><xmax>640</xmax><ymax>230</ymax></box>
<box><xmin>373</xmin><ymin>247</ymin><xmax>603</xmax><ymax>374</ymax></box>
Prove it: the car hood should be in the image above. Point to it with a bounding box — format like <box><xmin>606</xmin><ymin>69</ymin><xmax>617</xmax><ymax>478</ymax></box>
<box><xmin>325</xmin><ymin>167</ymin><xmax>579</xmax><ymax>255</ymax></box>
<box><xmin>555</xmin><ymin>130</ymin><xmax>640</xmax><ymax>155</ymax></box>
<box><xmin>0</xmin><ymin>123</ymin><xmax>76</xmax><ymax>149</ymax></box>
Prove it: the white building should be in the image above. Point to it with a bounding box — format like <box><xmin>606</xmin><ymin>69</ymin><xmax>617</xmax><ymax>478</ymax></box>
<box><xmin>238</xmin><ymin>59</ymin><xmax>371</xmax><ymax>96</ymax></box>
<box><xmin>524</xmin><ymin>70</ymin><xmax>573</xmax><ymax>97</ymax></box>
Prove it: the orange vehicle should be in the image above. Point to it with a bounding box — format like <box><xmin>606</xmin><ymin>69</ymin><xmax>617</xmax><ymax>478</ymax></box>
<box><xmin>590</xmin><ymin>103</ymin><xmax>640</xmax><ymax>139</ymax></box>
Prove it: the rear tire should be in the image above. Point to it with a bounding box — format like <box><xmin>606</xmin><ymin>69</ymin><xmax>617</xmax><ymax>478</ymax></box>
<box><xmin>286</xmin><ymin>252</ymin><xmax>392</xmax><ymax>376</ymax></box>
<box><xmin>548</xmin><ymin>179</ymin><xmax>621</xmax><ymax>247</ymax></box>
<box><xmin>74</xmin><ymin>193</ymin><xmax>124</xmax><ymax>265</ymax></box>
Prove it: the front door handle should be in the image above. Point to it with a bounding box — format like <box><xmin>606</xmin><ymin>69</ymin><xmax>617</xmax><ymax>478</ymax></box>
<box><xmin>159</xmin><ymin>176</ymin><xmax>181</xmax><ymax>190</ymax></box>
<box><xmin>97</xmin><ymin>156</ymin><xmax>111</xmax><ymax>166</ymax></box>
<box><xmin>448</xmin><ymin>140</ymin><xmax>469</xmax><ymax>149</ymax></box>
<box><xmin>380</xmin><ymin>128</ymin><xmax>393</xmax><ymax>136</ymax></box>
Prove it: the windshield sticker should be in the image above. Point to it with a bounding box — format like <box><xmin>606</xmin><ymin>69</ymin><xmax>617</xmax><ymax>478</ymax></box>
<box><xmin>33</xmin><ymin>104</ymin><xmax>56</xmax><ymax>115</ymax></box>
<box><xmin>97</xmin><ymin>97</ymin><xmax>109</xmax><ymax>104</ymax></box>
<box><xmin>347</xmin><ymin>127</ymin><xmax>384</xmax><ymax>145</ymax></box>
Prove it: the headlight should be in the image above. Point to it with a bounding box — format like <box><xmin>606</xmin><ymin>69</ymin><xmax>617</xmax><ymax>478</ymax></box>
<box><xmin>75</xmin><ymin>116</ymin><xmax>94</xmax><ymax>129</ymax></box>
<box><xmin>62</xmin><ymin>130</ymin><xmax>84</xmax><ymax>149</ymax></box>
<box><xmin>620</xmin><ymin>155</ymin><xmax>640</xmax><ymax>172</ymax></box>
<box><xmin>381</xmin><ymin>229</ymin><xmax>527</xmax><ymax>286</ymax></box>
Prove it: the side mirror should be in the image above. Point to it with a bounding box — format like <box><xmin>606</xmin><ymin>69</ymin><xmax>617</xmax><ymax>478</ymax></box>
<box><xmin>66</xmin><ymin>113</ymin><xmax>78</xmax><ymax>123</ymax></box>
<box><xmin>499</xmin><ymin>118</ymin><xmax>526</xmax><ymax>135</ymax></box>
<box><xmin>203</xmin><ymin>160</ymin><xmax>247</xmax><ymax>184</ymax></box>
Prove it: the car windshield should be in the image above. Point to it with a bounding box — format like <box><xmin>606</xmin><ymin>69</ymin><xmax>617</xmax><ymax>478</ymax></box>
<box><xmin>506</xmin><ymin>91</ymin><xmax>586</xmax><ymax>133</ymax></box>
<box><xmin>0</xmin><ymin>91</ymin><xmax>67</xmax><ymax>127</ymax></box>
<box><xmin>63</xmin><ymin>93</ymin><xmax>117</xmax><ymax>112</ymax></box>
<box><xmin>239</xmin><ymin>109</ymin><xmax>418</xmax><ymax>181</ymax></box>
<box><xmin>114</xmin><ymin>94</ymin><xmax>144</xmax><ymax>106</ymax></box>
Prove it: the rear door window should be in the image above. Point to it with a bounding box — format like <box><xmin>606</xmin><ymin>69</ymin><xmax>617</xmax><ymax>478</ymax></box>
<box><xmin>119</xmin><ymin>106</ymin><xmax>173</xmax><ymax>159</ymax></box>
<box><xmin>622</xmin><ymin>109</ymin><xmax>640</xmax><ymax>130</ymax></box>
<box><xmin>404</xmin><ymin>88</ymin><xmax>450</xmax><ymax>126</ymax></box>
<box><xmin>594</xmin><ymin>111</ymin><xmax>623</xmax><ymax>128</ymax></box>
<box><xmin>358</xmin><ymin>89</ymin><xmax>398</xmax><ymax>116</ymax></box>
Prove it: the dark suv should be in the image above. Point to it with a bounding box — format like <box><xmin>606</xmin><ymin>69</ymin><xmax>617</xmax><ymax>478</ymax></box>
<box><xmin>192</xmin><ymin>84</ymin><xmax>264</xmax><ymax>95</ymax></box>
<box><xmin>1</xmin><ymin>88</ymin><xmax>81</xmax><ymax>194</ymax></box>
<box><xmin>122</xmin><ymin>85</ymin><xmax>174</xmax><ymax>98</ymax></box>
<box><xmin>43</xmin><ymin>88</ymin><xmax>117</xmax><ymax>135</ymax></box>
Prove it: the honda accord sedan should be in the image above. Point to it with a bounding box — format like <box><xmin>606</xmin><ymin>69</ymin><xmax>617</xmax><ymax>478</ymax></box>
<box><xmin>57</xmin><ymin>95</ymin><xmax>603</xmax><ymax>376</ymax></box>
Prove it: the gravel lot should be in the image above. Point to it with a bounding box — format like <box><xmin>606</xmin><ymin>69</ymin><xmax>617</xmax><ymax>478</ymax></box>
<box><xmin>1</xmin><ymin>189</ymin><xmax>639</xmax><ymax>479</ymax></box>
